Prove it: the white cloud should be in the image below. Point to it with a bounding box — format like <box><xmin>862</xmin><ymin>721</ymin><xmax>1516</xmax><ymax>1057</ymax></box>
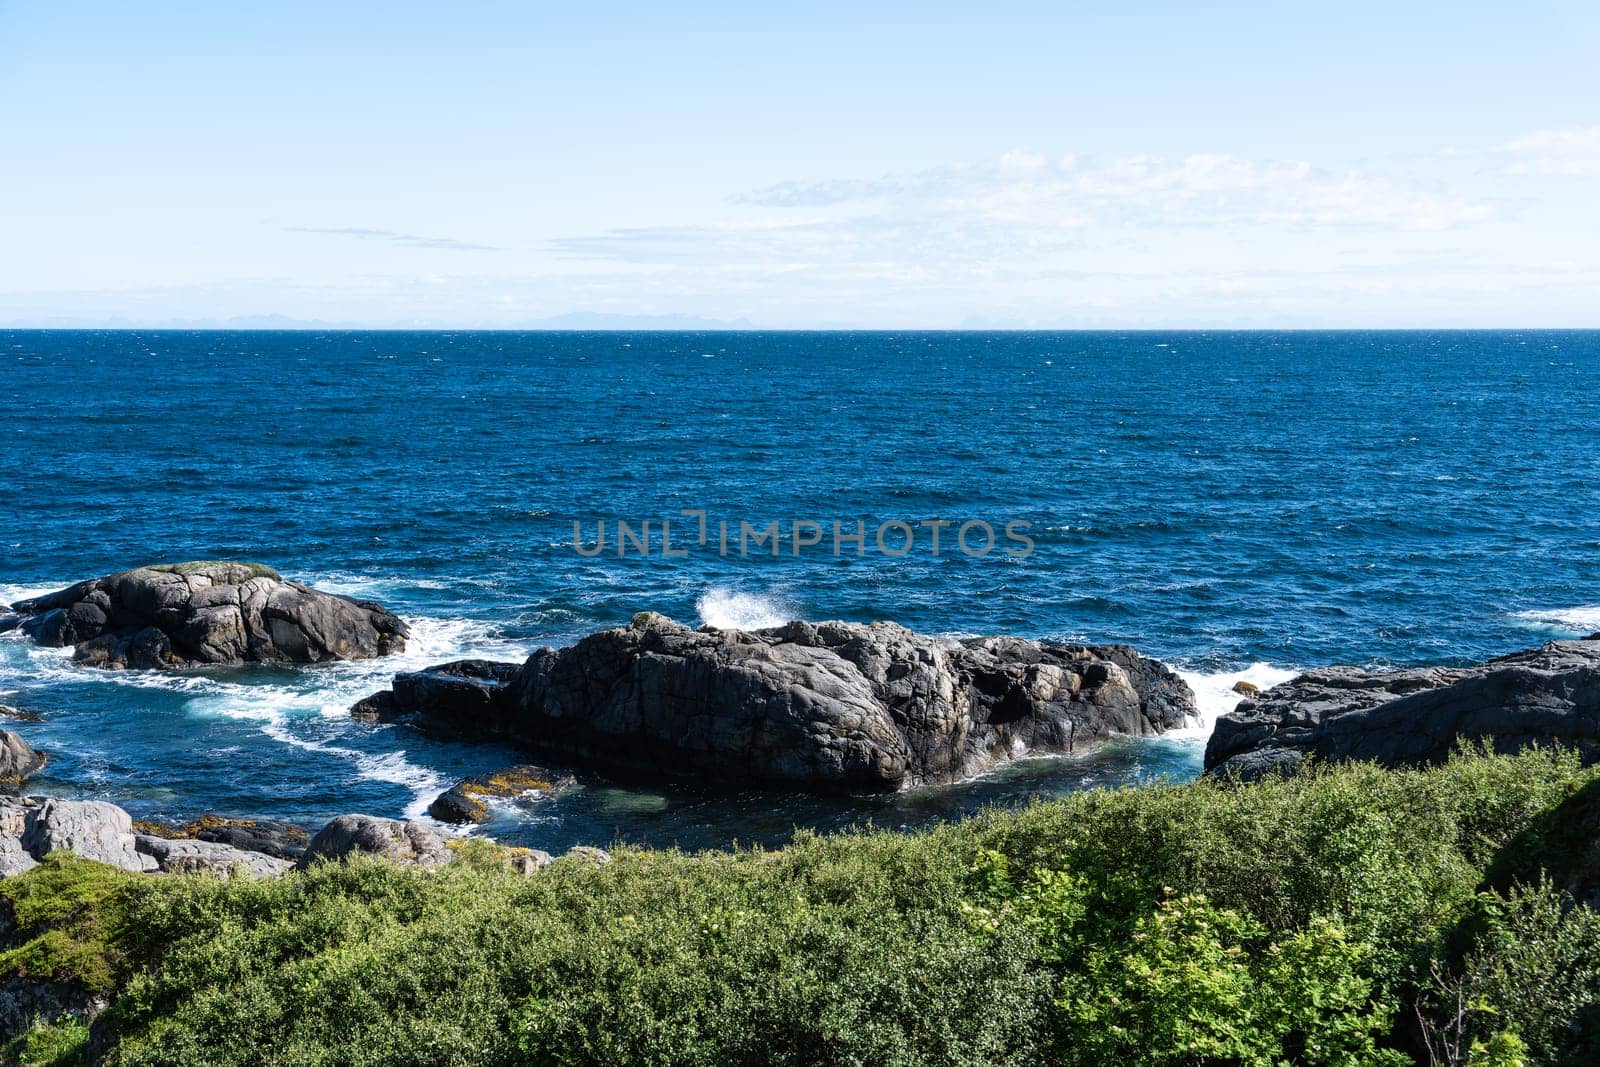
<box><xmin>1494</xmin><ymin>126</ymin><xmax>1600</xmax><ymax>176</ymax></box>
<box><xmin>554</xmin><ymin>150</ymin><xmax>1494</xmax><ymax>278</ymax></box>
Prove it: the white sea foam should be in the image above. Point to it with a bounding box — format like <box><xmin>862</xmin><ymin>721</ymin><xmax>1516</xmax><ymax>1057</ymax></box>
<box><xmin>1170</xmin><ymin>663</ymin><xmax>1301</xmax><ymax>741</ymax></box>
<box><xmin>0</xmin><ymin>581</ymin><xmax>66</xmax><ymax>606</ymax></box>
<box><xmin>696</xmin><ymin>588</ymin><xmax>795</xmax><ymax>631</ymax></box>
<box><xmin>1512</xmin><ymin>605</ymin><xmax>1600</xmax><ymax>636</ymax></box>
<box><xmin>299</xmin><ymin>572</ymin><xmax>454</xmax><ymax>599</ymax></box>
<box><xmin>0</xmin><ymin>602</ymin><xmax>526</xmax><ymax>823</ymax></box>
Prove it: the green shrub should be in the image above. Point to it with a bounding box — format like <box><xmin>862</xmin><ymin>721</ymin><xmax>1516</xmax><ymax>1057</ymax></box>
<box><xmin>1418</xmin><ymin>881</ymin><xmax>1600</xmax><ymax>1066</ymax></box>
<box><xmin>0</xmin><ymin>750</ymin><xmax>1594</xmax><ymax>1064</ymax></box>
<box><xmin>3</xmin><ymin>1018</ymin><xmax>90</xmax><ymax>1066</ymax></box>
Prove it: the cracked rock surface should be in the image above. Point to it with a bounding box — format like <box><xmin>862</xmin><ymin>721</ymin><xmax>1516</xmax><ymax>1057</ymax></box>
<box><xmin>360</xmin><ymin>613</ymin><xmax>1196</xmax><ymax>793</ymax></box>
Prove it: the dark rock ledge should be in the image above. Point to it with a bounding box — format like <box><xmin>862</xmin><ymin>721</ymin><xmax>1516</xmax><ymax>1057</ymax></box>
<box><xmin>354</xmin><ymin>612</ymin><xmax>1198</xmax><ymax>794</ymax></box>
<box><xmin>1204</xmin><ymin>636</ymin><xmax>1600</xmax><ymax>779</ymax></box>
<box><xmin>0</xmin><ymin>562</ymin><xmax>407</xmax><ymax>669</ymax></box>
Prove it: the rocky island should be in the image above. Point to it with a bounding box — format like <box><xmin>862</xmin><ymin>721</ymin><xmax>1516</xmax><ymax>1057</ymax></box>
<box><xmin>355</xmin><ymin>611</ymin><xmax>1198</xmax><ymax>793</ymax></box>
<box><xmin>0</xmin><ymin>562</ymin><xmax>409</xmax><ymax>669</ymax></box>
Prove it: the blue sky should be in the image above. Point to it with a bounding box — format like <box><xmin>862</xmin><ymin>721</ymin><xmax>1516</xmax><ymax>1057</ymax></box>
<box><xmin>2</xmin><ymin>1</ymin><xmax>1597</xmax><ymax>327</ymax></box>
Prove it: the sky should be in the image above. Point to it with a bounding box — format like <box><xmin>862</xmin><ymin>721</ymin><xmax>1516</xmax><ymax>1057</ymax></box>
<box><xmin>1</xmin><ymin>1</ymin><xmax>1597</xmax><ymax>328</ymax></box>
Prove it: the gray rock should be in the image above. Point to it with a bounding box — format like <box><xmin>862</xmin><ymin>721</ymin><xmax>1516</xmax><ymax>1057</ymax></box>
<box><xmin>295</xmin><ymin>814</ymin><xmax>454</xmax><ymax>870</ymax></box>
<box><xmin>362</xmin><ymin>613</ymin><xmax>1195</xmax><ymax>793</ymax></box>
<box><xmin>510</xmin><ymin>849</ymin><xmax>555</xmax><ymax>874</ymax></box>
<box><xmin>0</xmin><ymin>833</ymin><xmax>37</xmax><ymax>877</ymax></box>
<box><xmin>1205</xmin><ymin>638</ymin><xmax>1600</xmax><ymax>778</ymax></box>
<box><xmin>427</xmin><ymin>764</ymin><xmax>575</xmax><ymax>824</ymax></box>
<box><xmin>563</xmin><ymin>845</ymin><xmax>611</xmax><ymax>865</ymax></box>
<box><xmin>20</xmin><ymin>798</ymin><xmax>145</xmax><ymax>871</ymax></box>
<box><xmin>133</xmin><ymin>834</ymin><xmax>292</xmax><ymax>877</ymax></box>
<box><xmin>0</xmin><ymin>729</ymin><xmax>44</xmax><ymax>786</ymax></box>
<box><xmin>10</xmin><ymin>562</ymin><xmax>408</xmax><ymax>669</ymax></box>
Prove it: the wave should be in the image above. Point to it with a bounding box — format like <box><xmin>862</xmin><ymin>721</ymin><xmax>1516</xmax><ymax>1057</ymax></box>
<box><xmin>696</xmin><ymin>588</ymin><xmax>795</xmax><ymax>631</ymax></box>
<box><xmin>297</xmin><ymin>572</ymin><xmax>456</xmax><ymax>599</ymax></box>
<box><xmin>0</xmin><ymin>581</ymin><xmax>67</xmax><ymax>607</ymax></box>
<box><xmin>0</xmin><ymin>607</ymin><xmax>528</xmax><ymax>822</ymax></box>
<box><xmin>1512</xmin><ymin>605</ymin><xmax>1600</xmax><ymax>637</ymax></box>
<box><xmin>1170</xmin><ymin>663</ymin><xmax>1300</xmax><ymax>741</ymax></box>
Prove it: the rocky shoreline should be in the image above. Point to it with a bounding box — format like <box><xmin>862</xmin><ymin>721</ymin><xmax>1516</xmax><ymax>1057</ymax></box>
<box><xmin>3</xmin><ymin>562</ymin><xmax>1600</xmax><ymax>882</ymax></box>
<box><xmin>1205</xmin><ymin>634</ymin><xmax>1600</xmax><ymax>779</ymax></box>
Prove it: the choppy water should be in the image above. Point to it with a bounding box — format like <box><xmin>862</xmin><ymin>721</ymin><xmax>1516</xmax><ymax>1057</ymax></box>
<box><xmin>2</xmin><ymin>329</ymin><xmax>1597</xmax><ymax>849</ymax></box>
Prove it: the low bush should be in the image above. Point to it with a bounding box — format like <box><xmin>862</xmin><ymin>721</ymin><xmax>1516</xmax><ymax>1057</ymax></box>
<box><xmin>1</xmin><ymin>747</ymin><xmax>1595</xmax><ymax>1064</ymax></box>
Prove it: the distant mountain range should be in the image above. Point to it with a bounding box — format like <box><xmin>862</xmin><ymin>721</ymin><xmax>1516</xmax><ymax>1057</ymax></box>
<box><xmin>0</xmin><ymin>312</ymin><xmax>759</xmax><ymax>331</ymax></box>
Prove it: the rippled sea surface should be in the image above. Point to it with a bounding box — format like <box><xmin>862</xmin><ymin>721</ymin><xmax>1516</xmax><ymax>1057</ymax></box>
<box><xmin>3</xmin><ymin>330</ymin><xmax>1597</xmax><ymax>849</ymax></box>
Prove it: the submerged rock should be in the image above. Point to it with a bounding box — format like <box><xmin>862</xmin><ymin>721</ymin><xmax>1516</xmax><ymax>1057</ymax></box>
<box><xmin>359</xmin><ymin>613</ymin><xmax>1195</xmax><ymax>793</ymax></box>
<box><xmin>427</xmin><ymin>764</ymin><xmax>575</xmax><ymax>824</ymax></box>
<box><xmin>296</xmin><ymin>814</ymin><xmax>454</xmax><ymax>869</ymax></box>
<box><xmin>0</xmin><ymin>730</ymin><xmax>45</xmax><ymax>787</ymax></box>
<box><xmin>8</xmin><ymin>562</ymin><xmax>408</xmax><ymax>669</ymax></box>
<box><xmin>1205</xmin><ymin>638</ymin><xmax>1600</xmax><ymax>779</ymax></box>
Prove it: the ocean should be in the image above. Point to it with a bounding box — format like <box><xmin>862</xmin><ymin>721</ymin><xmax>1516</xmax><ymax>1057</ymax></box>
<box><xmin>2</xmin><ymin>329</ymin><xmax>1597</xmax><ymax>850</ymax></box>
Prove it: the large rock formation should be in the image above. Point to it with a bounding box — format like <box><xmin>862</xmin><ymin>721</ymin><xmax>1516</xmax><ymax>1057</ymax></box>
<box><xmin>1205</xmin><ymin>638</ymin><xmax>1600</xmax><ymax>779</ymax></box>
<box><xmin>360</xmin><ymin>613</ymin><xmax>1196</xmax><ymax>793</ymax></box>
<box><xmin>0</xmin><ymin>562</ymin><xmax>408</xmax><ymax>669</ymax></box>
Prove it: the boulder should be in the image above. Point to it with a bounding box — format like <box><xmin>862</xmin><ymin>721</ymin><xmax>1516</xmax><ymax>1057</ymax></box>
<box><xmin>133</xmin><ymin>834</ymin><xmax>292</xmax><ymax>877</ymax></box>
<box><xmin>0</xmin><ymin>730</ymin><xmax>45</xmax><ymax>786</ymax></box>
<box><xmin>564</xmin><ymin>845</ymin><xmax>611</xmax><ymax>865</ymax></box>
<box><xmin>295</xmin><ymin>814</ymin><xmax>454</xmax><ymax>870</ymax></box>
<box><xmin>20</xmin><ymin>798</ymin><xmax>149</xmax><ymax>872</ymax></box>
<box><xmin>509</xmin><ymin>849</ymin><xmax>556</xmax><ymax>874</ymax></box>
<box><xmin>1205</xmin><ymin>638</ymin><xmax>1600</xmax><ymax>779</ymax></box>
<box><xmin>9</xmin><ymin>562</ymin><xmax>407</xmax><ymax>669</ymax></box>
<box><xmin>0</xmin><ymin>834</ymin><xmax>36</xmax><ymax>877</ymax></box>
<box><xmin>427</xmin><ymin>764</ymin><xmax>575</xmax><ymax>824</ymax></box>
<box><xmin>363</xmin><ymin>613</ymin><xmax>1195</xmax><ymax>793</ymax></box>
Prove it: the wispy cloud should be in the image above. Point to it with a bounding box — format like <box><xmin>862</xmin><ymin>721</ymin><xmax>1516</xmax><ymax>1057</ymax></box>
<box><xmin>285</xmin><ymin>226</ymin><xmax>503</xmax><ymax>252</ymax></box>
<box><xmin>730</xmin><ymin>150</ymin><xmax>1493</xmax><ymax>230</ymax></box>
<box><xmin>1494</xmin><ymin>126</ymin><xmax>1600</xmax><ymax>177</ymax></box>
<box><xmin>550</xmin><ymin>149</ymin><xmax>1494</xmax><ymax>275</ymax></box>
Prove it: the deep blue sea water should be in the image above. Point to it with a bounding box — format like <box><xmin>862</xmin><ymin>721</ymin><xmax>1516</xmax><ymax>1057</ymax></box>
<box><xmin>2</xmin><ymin>329</ymin><xmax>1598</xmax><ymax>850</ymax></box>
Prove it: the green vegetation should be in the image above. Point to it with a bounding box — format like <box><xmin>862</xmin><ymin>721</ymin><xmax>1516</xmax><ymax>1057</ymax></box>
<box><xmin>4</xmin><ymin>748</ymin><xmax>1600</xmax><ymax>1065</ymax></box>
